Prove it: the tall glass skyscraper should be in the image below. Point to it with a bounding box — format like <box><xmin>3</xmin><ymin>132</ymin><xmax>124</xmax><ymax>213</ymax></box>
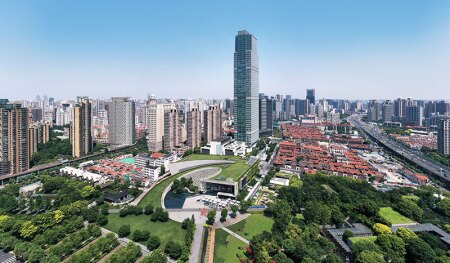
<box><xmin>234</xmin><ymin>30</ymin><xmax>259</xmax><ymax>146</ymax></box>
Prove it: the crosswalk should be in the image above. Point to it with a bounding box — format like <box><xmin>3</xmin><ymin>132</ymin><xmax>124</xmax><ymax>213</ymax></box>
<box><xmin>0</xmin><ymin>255</ymin><xmax>17</xmax><ymax>263</ymax></box>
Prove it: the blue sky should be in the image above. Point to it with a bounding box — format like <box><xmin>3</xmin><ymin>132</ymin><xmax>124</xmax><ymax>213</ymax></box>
<box><xmin>1</xmin><ymin>0</ymin><xmax>450</xmax><ymax>100</ymax></box>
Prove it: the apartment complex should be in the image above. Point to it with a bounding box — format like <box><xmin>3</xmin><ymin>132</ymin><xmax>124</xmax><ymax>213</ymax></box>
<box><xmin>108</xmin><ymin>97</ymin><xmax>136</xmax><ymax>146</ymax></box>
<box><xmin>204</xmin><ymin>105</ymin><xmax>222</xmax><ymax>143</ymax></box>
<box><xmin>71</xmin><ymin>96</ymin><xmax>93</xmax><ymax>158</ymax></box>
<box><xmin>438</xmin><ymin>117</ymin><xmax>450</xmax><ymax>155</ymax></box>
<box><xmin>186</xmin><ymin>108</ymin><xmax>201</xmax><ymax>149</ymax></box>
<box><xmin>0</xmin><ymin>100</ymin><xmax>29</xmax><ymax>175</ymax></box>
<box><xmin>163</xmin><ymin>109</ymin><xmax>180</xmax><ymax>151</ymax></box>
<box><xmin>147</xmin><ymin>95</ymin><xmax>175</xmax><ymax>152</ymax></box>
<box><xmin>28</xmin><ymin>122</ymin><xmax>50</xmax><ymax>159</ymax></box>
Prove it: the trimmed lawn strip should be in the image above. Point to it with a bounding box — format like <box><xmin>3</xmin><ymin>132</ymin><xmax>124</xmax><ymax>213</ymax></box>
<box><xmin>104</xmin><ymin>213</ymin><xmax>186</xmax><ymax>248</ymax></box>
<box><xmin>379</xmin><ymin>207</ymin><xmax>414</xmax><ymax>225</ymax></box>
<box><xmin>226</xmin><ymin>214</ymin><xmax>274</xmax><ymax>240</ymax></box>
<box><xmin>349</xmin><ymin>236</ymin><xmax>377</xmax><ymax>245</ymax></box>
<box><xmin>214</xmin><ymin>229</ymin><xmax>249</xmax><ymax>263</ymax></box>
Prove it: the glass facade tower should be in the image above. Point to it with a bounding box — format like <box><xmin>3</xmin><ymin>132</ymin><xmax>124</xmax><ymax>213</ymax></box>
<box><xmin>234</xmin><ymin>30</ymin><xmax>259</xmax><ymax>146</ymax></box>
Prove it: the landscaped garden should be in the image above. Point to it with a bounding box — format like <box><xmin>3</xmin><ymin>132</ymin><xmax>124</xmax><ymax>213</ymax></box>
<box><xmin>226</xmin><ymin>214</ymin><xmax>274</xmax><ymax>240</ymax></box>
<box><xmin>379</xmin><ymin>207</ymin><xmax>415</xmax><ymax>225</ymax></box>
<box><xmin>104</xmin><ymin>213</ymin><xmax>185</xmax><ymax>248</ymax></box>
<box><xmin>214</xmin><ymin>229</ymin><xmax>249</xmax><ymax>263</ymax></box>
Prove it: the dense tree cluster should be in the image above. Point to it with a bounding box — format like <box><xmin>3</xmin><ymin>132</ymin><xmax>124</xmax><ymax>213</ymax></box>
<box><xmin>68</xmin><ymin>233</ymin><xmax>119</xmax><ymax>263</ymax></box>
<box><xmin>119</xmin><ymin>205</ymin><xmax>143</xmax><ymax>217</ymax></box>
<box><xmin>171</xmin><ymin>177</ymin><xmax>198</xmax><ymax>194</ymax></box>
<box><xmin>151</xmin><ymin>207</ymin><xmax>169</xmax><ymax>222</ymax></box>
<box><xmin>106</xmin><ymin>242</ymin><xmax>142</xmax><ymax>263</ymax></box>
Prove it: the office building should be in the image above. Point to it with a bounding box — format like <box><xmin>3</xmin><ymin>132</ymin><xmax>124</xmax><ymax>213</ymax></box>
<box><xmin>0</xmin><ymin>100</ymin><xmax>29</xmax><ymax>175</ymax></box>
<box><xmin>306</xmin><ymin>89</ymin><xmax>316</xmax><ymax>105</ymax></box>
<box><xmin>30</xmin><ymin>108</ymin><xmax>43</xmax><ymax>122</ymax></box>
<box><xmin>259</xmin><ymin>94</ymin><xmax>273</xmax><ymax>135</ymax></box>
<box><xmin>108</xmin><ymin>97</ymin><xmax>136</xmax><ymax>146</ymax></box>
<box><xmin>147</xmin><ymin>95</ymin><xmax>175</xmax><ymax>152</ymax></box>
<box><xmin>163</xmin><ymin>109</ymin><xmax>180</xmax><ymax>151</ymax></box>
<box><xmin>204</xmin><ymin>105</ymin><xmax>222</xmax><ymax>143</ymax></box>
<box><xmin>405</xmin><ymin>105</ymin><xmax>423</xmax><ymax>126</ymax></box>
<box><xmin>436</xmin><ymin>101</ymin><xmax>449</xmax><ymax>115</ymax></box>
<box><xmin>437</xmin><ymin>118</ymin><xmax>450</xmax><ymax>155</ymax></box>
<box><xmin>367</xmin><ymin>100</ymin><xmax>382</xmax><ymax>122</ymax></box>
<box><xmin>294</xmin><ymin>99</ymin><xmax>309</xmax><ymax>117</ymax></box>
<box><xmin>186</xmin><ymin>108</ymin><xmax>201</xmax><ymax>149</ymax></box>
<box><xmin>381</xmin><ymin>100</ymin><xmax>394</xmax><ymax>123</ymax></box>
<box><xmin>233</xmin><ymin>30</ymin><xmax>259</xmax><ymax>146</ymax></box>
<box><xmin>71</xmin><ymin>96</ymin><xmax>93</xmax><ymax>158</ymax></box>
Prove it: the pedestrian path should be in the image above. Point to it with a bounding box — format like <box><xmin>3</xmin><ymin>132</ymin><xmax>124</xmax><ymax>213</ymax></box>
<box><xmin>219</xmin><ymin>226</ymin><xmax>250</xmax><ymax>244</ymax></box>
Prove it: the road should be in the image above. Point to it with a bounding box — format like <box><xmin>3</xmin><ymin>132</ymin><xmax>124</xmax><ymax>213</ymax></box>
<box><xmin>349</xmin><ymin>115</ymin><xmax>450</xmax><ymax>185</ymax></box>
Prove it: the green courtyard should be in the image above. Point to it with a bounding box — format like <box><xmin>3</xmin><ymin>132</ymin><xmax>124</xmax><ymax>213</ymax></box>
<box><xmin>104</xmin><ymin>213</ymin><xmax>185</xmax><ymax>248</ymax></box>
<box><xmin>226</xmin><ymin>214</ymin><xmax>274</xmax><ymax>240</ymax></box>
<box><xmin>214</xmin><ymin>228</ymin><xmax>249</xmax><ymax>263</ymax></box>
<box><xmin>379</xmin><ymin>207</ymin><xmax>415</xmax><ymax>225</ymax></box>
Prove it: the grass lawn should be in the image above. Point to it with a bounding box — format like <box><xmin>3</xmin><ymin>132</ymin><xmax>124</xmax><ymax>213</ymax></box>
<box><xmin>183</xmin><ymin>154</ymin><xmax>245</xmax><ymax>162</ymax></box>
<box><xmin>227</xmin><ymin>214</ymin><xmax>274</xmax><ymax>240</ymax></box>
<box><xmin>212</xmin><ymin>162</ymin><xmax>251</xmax><ymax>182</ymax></box>
<box><xmin>379</xmin><ymin>207</ymin><xmax>415</xmax><ymax>225</ymax></box>
<box><xmin>349</xmin><ymin>236</ymin><xmax>377</xmax><ymax>245</ymax></box>
<box><xmin>214</xmin><ymin>228</ymin><xmax>249</xmax><ymax>263</ymax></box>
<box><xmin>104</xmin><ymin>213</ymin><xmax>185</xmax><ymax>248</ymax></box>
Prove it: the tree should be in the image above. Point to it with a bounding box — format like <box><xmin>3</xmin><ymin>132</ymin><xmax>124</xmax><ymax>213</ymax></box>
<box><xmin>342</xmin><ymin>230</ymin><xmax>354</xmax><ymax>242</ymax></box>
<box><xmin>352</xmin><ymin>240</ymin><xmax>382</xmax><ymax>259</ymax></box>
<box><xmin>230</xmin><ymin>204</ymin><xmax>238</xmax><ymax>218</ymax></box>
<box><xmin>436</xmin><ymin>199</ymin><xmax>450</xmax><ymax>217</ymax></box>
<box><xmin>303</xmin><ymin>202</ymin><xmax>331</xmax><ymax>225</ymax></box>
<box><xmin>132</xmin><ymin>229</ymin><xmax>150</xmax><ymax>242</ymax></box>
<box><xmin>396</xmin><ymin>199</ymin><xmax>423</xmax><ymax>221</ymax></box>
<box><xmin>80</xmin><ymin>185</ymin><xmax>97</xmax><ymax>199</ymax></box>
<box><xmin>220</xmin><ymin>208</ymin><xmax>228</xmax><ymax>222</ymax></box>
<box><xmin>206</xmin><ymin>210</ymin><xmax>216</xmax><ymax>225</ymax></box>
<box><xmin>160</xmin><ymin>165</ymin><xmax>166</xmax><ymax>175</ymax></box>
<box><xmin>396</xmin><ymin>227</ymin><xmax>418</xmax><ymax>241</ymax></box>
<box><xmin>373</xmin><ymin>223</ymin><xmax>393</xmax><ymax>235</ymax></box>
<box><xmin>142</xmin><ymin>249</ymin><xmax>167</xmax><ymax>263</ymax></box>
<box><xmin>375</xmin><ymin>234</ymin><xmax>406</xmax><ymax>263</ymax></box>
<box><xmin>14</xmin><ymin>242</ymin><xmax>30</xmax><ymax>261</ymax></box>
<box><xmin>146</xmin><ymin>236</ymin><xmax>161</xmax><ymax>251</ymax></box>
<box><xmin>151</xmin><ymin>207</ymin><xmax>169</xmax><ymax>222</ymax></box>
<box><xmin>20</xmin><ymin>221</ymin><xmax>39</xmax><ymax>239</ymax></box>
<box><xmin>165</xmin><ymin>241</ymin><xmax>183</xmax><ymax>259</ymax></box>
<box><xmin>27</xmin><ymin>246</ymin><xmax>45</xmax><ymax>263</ymax></box>
<box><xmin>144</xmin><ymin>204</ymin><xmax>154</xmax><ymax>215</ymax></box>
<box><xmin>355</xmin><ymin>250</ymin><xmax>385</xmax><ymax>263</ymax></box>
<box><xmin>322</xmin><ymin>254</ymin><xmax>344</xmax><ymax>263</ymax></box>
<box><xmin>406</xmin><ymin>238</ymin><xmax>437</xmax><ymax>263</ymax></box>
<box><xmin>118</xmin><ymin>225</ymin><xmax>131</xmax><ymax>238</ymax></box>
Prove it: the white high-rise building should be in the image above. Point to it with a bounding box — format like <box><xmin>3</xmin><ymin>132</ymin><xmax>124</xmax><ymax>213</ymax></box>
<box><xmin>438</xmin><ymin>117</ymin><xmax>450</xmax><ymax>155</ymax></box>
<box><xmin>147</xmin><ymin>95</ymin><xmax>175</xmax><ymax>152</ymax></box>
<box><xmin>108</xmin><ymin>97</ymin><xmax>136</xmax><ymax>146</ymax></box>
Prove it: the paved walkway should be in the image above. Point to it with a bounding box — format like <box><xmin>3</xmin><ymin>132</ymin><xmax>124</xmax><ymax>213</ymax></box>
<box><xmin>214</xmin><ymin>213</ymin><xmax>250</xmax><ymax>228</ymax></box>
<box><xmin>189</xmin><ymin>223</ymin><xmax>204</xmax><ymax>263</ymax></box>
<box><xmin>219</xmin><ymin>227</ymin><xmax>250</xmax><ymax>245</ymax></box>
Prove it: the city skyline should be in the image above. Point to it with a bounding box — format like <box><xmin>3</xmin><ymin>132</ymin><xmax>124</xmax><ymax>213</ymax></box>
<box><xmin>2</xmin><ymin>1</ymin><xmax>450</xmax><ymax>101</ymax></box>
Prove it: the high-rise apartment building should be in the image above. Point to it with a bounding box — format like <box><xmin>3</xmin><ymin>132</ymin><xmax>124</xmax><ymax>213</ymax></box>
<box><xmin>306</xmin><ymin>89</ymin><xmax>316</xmax><ymax>105</ymax></box>
<box><xmin>204</xmin><ymin>105</ymin><xmax>222</xmax><ymax>143</ymax></box>
<box><xmin>0</xmin><ymin>100</ymin><xmax>29</xmax><ymax>175</ymax></box>
<box><xmin>438</xmin><ymin>117</ymin><xmax>450</xmax><ymax>155</ymax></box>
<box><xmin>163</xmin><ymin>109</ymin><xmax>180</xmax><ymax>151</ymax></box>
<box><xmin>259</xmin><ymin>94</ymin><xmax>273</xmax><ymax>135</ymax></box>
<box><xmin>381</xmin><ymin>100</ymin><xmax>394</xmax><ymax>123</ymax></box>
<box><xmin>186</xmin><ymin>108</ymin><xmax>201</xmax><ymax>149</ymax></box>
<box><xmin>405</xmin><ymin>105</ymin><xmax>423</xmax><ymax>126</ymax></box>
<box><xmin>108</xmin><ymin>97</ymin><xmax>136</xmax><ymax>146</ymax></box>
<box><xmin>147</xmin><ymin>96</ymin><xmax>175</xmax><ymax>152</ymax></box>
<box><xmin>367</xmin><ymin>100</ymin><xmax>382</xmax><ymax>122</ymax></box>
<box><xmin>71</xmin><ymin>96</ymin><xmax>92</xmax><ymax>158</ymax></box>
<box><xmin>234</xmin><ymin>30</ymin><xmax>259</xmax><ymax>146</ymax></box>
<box><xmin>28</xmin><ymin>122</ymin><xmax>50</xmax><ymax>158</ymax></box>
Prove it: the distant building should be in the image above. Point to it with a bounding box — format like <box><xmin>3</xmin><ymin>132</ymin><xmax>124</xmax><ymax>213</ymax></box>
<box><xmin>108</xmin><ymin>97</ymin><xmax>136</xmax><ymax>146</ymax></box>
<box><xmin>71</xmin><ymin>96</ymin><xmax>93</xmax><ymax>158</ymax></box>
<box><xmin>234</xmin><ymin>30</ymin><xmax>259</xmax><ymax>146</ymax></box>
<box><xmin>381</xmin><ymin>100</ymin><xmax>394</xmax><ymax>123</ymax></box>
<box><xmin>186</xmin><ymin>108</ymin><xmax>201</xmax><ymax>149</ymax></box>
<box><xmin>163</xmin><ymin>109</ymin><xmax>180</xmax><ymax>151</ymax></box>
<box><xmin>204</xmin><ymin>105</ymin><xmax>222</xmax><ymax>143</ymax></box>
<box><xmin>306</xmin><ymin>89</ymin><xmax>315</xmax><ymax>105</ymax></box>
<box><xmin>147</xmin><ymin>95</ymin><xmax>175</xmax><ymax>152</ymax></box>
<box><xmin>367</xmin><ymin>100</ymin><xmax>382</xmax><ymax>122</ymax></box>
<box><xmin>405</xmin><ymin>105</ymin><xmax>423</xmax><ymax>126</ymax></box>
<box><xmin>259</xmin><ymin>94</ymin><xmax>273</xmax><ymax>135</ymax></box>
<box><xmin>30</xmin><ymin>108</ymin><xmax>43</xmax><ymax>122</ymax></box>
<box><xmin>295</xmin><ymin>99</ymin><xmax>309</xmax><ymax>116</ymax></box>
<box><xmin>28</xmin><ymin>122</ymin><xmax>50</xmax><ymax>159</ymax></box>
<box><xmin>437</xmin><ymin>117</ymin><xmax>450</xmax><ymax>155</ymax></box>
<box><xmin>0</xmin><ymin>100</ymin><xmax>29</xmax><ymax>175</ymax></box>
